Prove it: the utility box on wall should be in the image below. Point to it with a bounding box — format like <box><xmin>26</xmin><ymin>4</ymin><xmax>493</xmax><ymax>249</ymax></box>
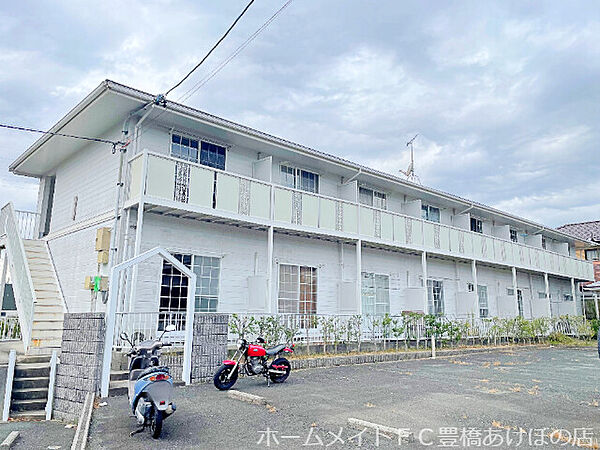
<box><xmin>95</xmin><ymin>227</ymin><xmax>111</xmax><ymax>252</ymax></box>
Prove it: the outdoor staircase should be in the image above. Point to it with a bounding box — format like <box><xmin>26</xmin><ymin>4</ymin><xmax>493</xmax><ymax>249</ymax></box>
<box><xmin>9</xmin><ymin>354</ymin><xmax>52</xmax><ymax>420</ymax></box>
<box><xmin>22</xmin><ymin>239</ymin><xmax>64</xmax><ymax>354</ymax></box>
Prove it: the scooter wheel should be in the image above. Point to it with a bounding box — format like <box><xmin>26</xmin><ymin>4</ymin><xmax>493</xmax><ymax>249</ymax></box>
<box><xmin>213</xmin><ymin>364</ymin><xmax>238</xmax><ymax>390</ymax></box>
<box><xmin>151</xmin><ymin>409</ymin><xmax>163</xmax><ymax>439</ymax></box>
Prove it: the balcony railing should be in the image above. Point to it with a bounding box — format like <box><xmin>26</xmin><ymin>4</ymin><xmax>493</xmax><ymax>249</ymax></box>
<box><xmin>128</xmin><ymin>152</ymin><xmax>594</xmax><ymax>281</ymax></box>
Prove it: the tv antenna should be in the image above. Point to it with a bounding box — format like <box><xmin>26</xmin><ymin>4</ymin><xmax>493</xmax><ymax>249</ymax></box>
<box><xmin>399</xmin><ymin>134</ymin><xmax>421</xmax><ymax>184</ymax></box>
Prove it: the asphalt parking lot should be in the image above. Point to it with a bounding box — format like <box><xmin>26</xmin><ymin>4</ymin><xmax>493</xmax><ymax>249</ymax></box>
<box><xmin>88</xmin><ymin>346</ymin><xmax>599</xmax><ymax>449</ymax></box>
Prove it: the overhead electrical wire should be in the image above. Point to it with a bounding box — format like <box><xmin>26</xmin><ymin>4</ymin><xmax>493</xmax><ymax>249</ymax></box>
<box><xmin>164</xmin><ymin>0</ymin><xmax>256</xmax><ymax>97</ymax></box>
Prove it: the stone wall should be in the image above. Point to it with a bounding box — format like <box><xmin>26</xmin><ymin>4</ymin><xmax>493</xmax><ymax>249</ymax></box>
<box><xmin>54</xmin><ymin>313</ymin><xmax>105</xmax><ymax>422</ymax></box>
<box><xmin>191</xmin><ymin>314</ymin><xmax>228</xmax><ymax>382</ymax></box>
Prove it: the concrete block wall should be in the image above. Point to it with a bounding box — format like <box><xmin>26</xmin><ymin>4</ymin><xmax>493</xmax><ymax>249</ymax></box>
<box><xmin>54</xmin><ymin>313</ymin><xmax>105</xmax><ymax>422</ymax></box>
<box><xmin>191</xmin><ymin>314</ymin><xmax>228</xmax><ymax>382</ymax></box>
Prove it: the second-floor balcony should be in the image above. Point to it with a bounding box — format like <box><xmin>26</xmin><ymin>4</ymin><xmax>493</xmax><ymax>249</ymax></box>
<box><xmin>126</xmin><ymin>152</ymin><xmax>594</xmax><ymax>281</ymax></box>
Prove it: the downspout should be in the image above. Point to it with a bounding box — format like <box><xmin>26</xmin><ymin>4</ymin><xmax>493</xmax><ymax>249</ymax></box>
<box><xmin>342</xmin><ymin>168</ymin><xmax>362</xmax><ymax>185</ymax></box>
<box><xmin>458</xmin><ymin>203</ymin><xmax>475</xmax><ymax>215</ymax></box>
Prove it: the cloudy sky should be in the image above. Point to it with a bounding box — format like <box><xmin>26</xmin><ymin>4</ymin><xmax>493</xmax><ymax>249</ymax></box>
<box><xmin>0</xmin><ymin>1</ymin><xmax>598</xmax><ymax>228</ymax></box>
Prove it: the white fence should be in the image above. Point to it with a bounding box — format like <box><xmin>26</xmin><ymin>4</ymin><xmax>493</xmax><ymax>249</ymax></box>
<box><xmin>14</xmin><ymin>210</ymin><xmax>40</xmax><ymax>240</ymax></box>
<box><xmin>0</xmin><ymin>314</ymin><xmax>21</xmax><ymax>341</ymax></box>
<box><xmin>113</xmin><ymin>311</ymin><xmax>187</xmax><ymax>348</ymax></box>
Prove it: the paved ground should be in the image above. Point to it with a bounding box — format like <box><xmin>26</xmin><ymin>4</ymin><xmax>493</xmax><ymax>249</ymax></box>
<box><xmin>0</xmin><ymin>420</ymin><xmax>76</xmax><ymax>449</ymax></box>
<box><xmin>88</xmin><ymin>346</ymin><xmax>600</xmax><ymax>449</ymax></box>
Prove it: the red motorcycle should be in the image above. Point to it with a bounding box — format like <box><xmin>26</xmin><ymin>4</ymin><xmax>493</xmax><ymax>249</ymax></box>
<box><xmin>213</xmin><ymin>337</ymin><xmax>294</xmax><ymax>390</ymax></box>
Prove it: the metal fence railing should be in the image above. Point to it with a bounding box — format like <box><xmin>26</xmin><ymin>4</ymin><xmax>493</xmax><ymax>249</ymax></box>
<box><xmin>0</xmin><ymin>314</ymin><xmax>21</xmax><ymax>341</ymax></box>
<box><xmin>113</xmin><ymin>311</ymin><xmax>187</xmax><ymax>349</ymax></box>
<box><xmin>14</xmin><ymin>210</ymin><xmax>40</xmax><ymax>240</ymax></box>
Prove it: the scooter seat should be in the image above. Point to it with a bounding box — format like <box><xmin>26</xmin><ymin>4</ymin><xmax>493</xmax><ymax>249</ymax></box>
<box><xmin>138</xmin><ymin>365</ymin><xmax>170</xmax><ymax>380</ymax></box>
<box><xmin>265</xmin><ymin>344</ymin><xmax>286</xmax><ymax>356</ymax></box>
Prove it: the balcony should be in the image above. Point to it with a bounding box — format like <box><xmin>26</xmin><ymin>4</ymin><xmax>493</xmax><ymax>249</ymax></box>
<box><xmin>126</xmin><ymin>152</ymin><xmax>594</xmax><ymax>281</ymax></box>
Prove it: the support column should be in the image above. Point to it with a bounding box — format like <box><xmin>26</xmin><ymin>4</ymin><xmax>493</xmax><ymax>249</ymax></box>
<box><xmin>356</xmin><ymin>240</ymin><xmax>362</xmax><ymax>314</ymax></box>
<box><xmin>0</xmin><ymin>248</ymin><xmax>7</xmax><ymax>308</ymax></box>
<box><xmin>570</xmin><ymin>278</ymin><xmax>577</xmax><ymax>315</ymax></box>
<box><xmin>595</xmin><ymin>293</ymin><xmax>599</xmax><ymax>320</ymax></box>
<box><xmin>422</xmin><ymin>251</ymin><xmax>428</xmax><ymax>314</ymax></box>
<box><xmin>471</xmin><ymin>260</ymin><xmax>478</xmax><ymax>316</ymax></box>
<box><xmin>267</xmin><ymin>226</ymin><xmax>274</xmax><ymax>313</ymax></box>
<box><xmin>512</xmin><ymin>267</ymin><xmax>519</xmax><ymax>317</ymax></box>
<box><xmin>544</xmin><ymin>273</ymin><xmax>551</xmax><ymax>317</ymax></box>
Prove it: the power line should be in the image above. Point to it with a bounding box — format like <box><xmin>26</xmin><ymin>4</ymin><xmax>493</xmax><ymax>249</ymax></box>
<box><xmin>178</xmin><ymin>0</ymin><xmax>295</xmax><ymax>103</ymax></box>
<box><xmin>0</xmin><ymin>123</ymin><xmax>124</xmax><ymax>150</ymax></box>
<box><xmin>164</xmin><ymin>0</ymin><xmax>256</xmax><ymax>97</ymax></box>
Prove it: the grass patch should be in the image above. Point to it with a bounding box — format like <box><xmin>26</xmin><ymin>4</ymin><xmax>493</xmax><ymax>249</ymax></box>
<box><xmin>546</xmin><ymin>333</ymin><xmax>595</xmax><ymax>347</ymax></box>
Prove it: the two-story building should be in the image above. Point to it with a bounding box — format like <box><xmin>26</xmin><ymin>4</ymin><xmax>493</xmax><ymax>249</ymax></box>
<box><xmin>1</xmin><ymin>80</ymin><xmax>595</xmax><ymax>352</ymax></box>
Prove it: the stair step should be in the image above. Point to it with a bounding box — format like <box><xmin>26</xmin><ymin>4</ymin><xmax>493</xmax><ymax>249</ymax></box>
<box><xmin>32</xmin><ymin>321</ymin><xmax>64</xmax><ymax>330</ymax></box>
<box><xmin>15</xmin><ymin>364</ymin><xmax>50</xmax><ymax>378</ymax></box>
<box><xmin>111</xmin><ymin>371</ymin><xmax>128</xmax><ymax>381</ymax></box>
<box><xmin>10</xmin><ymin>410</ymin><xmax>46</xmax><ymax>420</ymax></box>
<box><xmin>12</xmin><ymin>387</ymin><xmax>49</xmax><ymax>400</ymax></box>
<box><xmin>31</xmin><ymin>330</ymin><xmax>63</xmax><ymax>341</ymax></box>
<box><xmin>17</xmin><ymin>355</ymin><xmax>51</xmax><ymax>364</ymax></box>
<box><xmin>109</xmin><ymin>380</ymin><xmax>128</xmax><ymax>397</ymax></box>
<box><xmin>11</xmin><ymin>398</ymin><xmax>47</xmax><ymax>411</ymax></box>
<box><xmin>30</xmin><ymin>338</ymin><xmax>62</xmax><ymax>349</ymax></box>
<box><xmin>13</xmin><ymin>376</ymin><xmax>49</xmax><ymax>389</ymax></box>
<box><xmin>33</xmin><ymin>306</ymin><xmax>63</xmax><ymax>314</ymax></box>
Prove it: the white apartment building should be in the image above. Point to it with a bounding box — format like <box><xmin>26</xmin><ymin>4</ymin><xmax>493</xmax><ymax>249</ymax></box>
<box><xmin>1</xmin><ymin>80</ymin><xmax>595</xmax><ymax>351</ymax></box>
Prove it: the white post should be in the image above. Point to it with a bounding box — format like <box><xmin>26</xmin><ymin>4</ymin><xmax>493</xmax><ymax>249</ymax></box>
<box><xmin>595</xmin><ymin>293</ymin><xmax>599</xmax><ymax>320</ymax></box>
<box><xmin>544</xmin><ymin>273</ymin><xmax>551</xmax><ymax>317</ymax></box>
<box><xmin>422</xmin><ymin>251</ymin><xmax>428</xmax><ymax>314</ymax></box>
<box><xmin>182</xmin><ymin>272</ymin><xmax>196</xmax><ymax>385</ymax></box>
<box><xmin>267</xmin><ymin>226</ymin><xmax>274</xmax><ymax>313</ymax></box>
<box><xmin>471</xmin><ymin>260</ymin><xmax>478</xmax><ymax>316</ymax></box>
<box><xmin>2</xmin><ymin>350</ymin><xmax>16</xmax><ymax>422</ymax></box>
<box><xmin>512</xmin><ymin>267</ymin><xmax>519</xmax><ymax>316</ymax></box>
<box><xmin>0</xmin><ymin>248</ymin><xmax>7</xmax><ymax>309</ymax></box>
<box><xmin>45</xmin><ymin>350</ymin><xmax>58</xmax><ymax>420</ymax></box>
<box><xmin>101</xmin><ymin>264</ymin><xmax>119</xmax><ymax>398</ymax></box>
<box><xmin>356</xmin><ymin>240</ymin><xmax>362</xmax><ymax>314</ymax></box>
<box><xmin>431</xmin><ymin>335</ymin><xmax>436</xmax><ymax>359</ymax></box>
<box><xmin>570</xmin><ymin>278</ymin><xmax>578</xmax><ymax>314</ymax></box>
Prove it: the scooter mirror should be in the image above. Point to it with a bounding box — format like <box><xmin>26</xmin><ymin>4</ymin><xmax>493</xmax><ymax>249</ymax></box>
<box><xmin>165</xmin><ymin>324</ymin><xmax>177</xmax><ymax>332</ymax></box>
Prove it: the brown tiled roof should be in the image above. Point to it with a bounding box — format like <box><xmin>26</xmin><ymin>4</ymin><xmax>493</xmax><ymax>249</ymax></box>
<box><xmin>557</xmin><ymin>221</ymin><xmax>600</xmax><ymax>242</ymax></box>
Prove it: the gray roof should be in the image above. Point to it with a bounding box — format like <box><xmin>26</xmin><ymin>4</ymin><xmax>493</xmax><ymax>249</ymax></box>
<box><xmin>557</xmin><ymin>221</ymin><xmax>600</xmax><ymax>243</ymax></box>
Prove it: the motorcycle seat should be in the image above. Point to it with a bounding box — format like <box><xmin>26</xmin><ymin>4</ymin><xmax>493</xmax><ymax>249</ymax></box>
<box><xmin>138</xmin><ymin>365</ymin><xmax>170</xmax><ymax>380</ymax></box>
<box><xmin>265</xmin><ymin>344</ymin><xmax>286</xmax><ymax>356</ymax></box>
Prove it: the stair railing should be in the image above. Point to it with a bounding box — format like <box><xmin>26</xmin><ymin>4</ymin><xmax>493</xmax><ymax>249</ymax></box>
<box><xmin>0</xmin><ymin>202</ymin><xmax>36</xmax><ymax>352</ymax></box>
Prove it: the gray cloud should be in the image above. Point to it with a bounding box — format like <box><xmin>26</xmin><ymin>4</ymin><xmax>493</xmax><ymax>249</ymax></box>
<box><xmin>1</xmin><ymin>0</ymin><xmax>598</xmax><ymax>227</ymax></box>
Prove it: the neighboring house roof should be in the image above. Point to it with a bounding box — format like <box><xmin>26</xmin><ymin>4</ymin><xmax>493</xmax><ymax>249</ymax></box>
<box><xmin>8</xmin><ymin>80</ymin><xmax>596</xmax><ymax>247</ymax></box>
<box><xmin>557</xmin><ymin>221</ymin><xmax>600</xmax><ymax>243</ymax></box>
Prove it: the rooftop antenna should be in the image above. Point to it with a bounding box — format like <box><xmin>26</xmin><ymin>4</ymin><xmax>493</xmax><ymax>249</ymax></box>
<box><xmin>400</xmin><ymin>134</ymin><xmax>421</xmax><ymax>184</ymax></box>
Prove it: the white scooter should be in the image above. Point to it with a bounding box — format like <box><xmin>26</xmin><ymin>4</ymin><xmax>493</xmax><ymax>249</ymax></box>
<box><xmin>120</xmin><ymin>324</ymin><xmax>177</xmax><ymax>439</ymax></box>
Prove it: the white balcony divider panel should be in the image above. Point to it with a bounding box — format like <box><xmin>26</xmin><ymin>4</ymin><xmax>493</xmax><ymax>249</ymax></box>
<box><xmin>101</xmin><ymin>246</ymin><xmax>196</xmax><ymax>398</ymax></box>
<box><xmin>301</xmin><ymin>194</ymin><xmax>319</xmax><ymax>228</ymax></box>
<box><xmin>0</xmin><ymin>203</ymin><xmax>36</xmax><ymax>352</ymax></box>
<box><xmin>128</xmin><ymin>155</ymin><xmax>144</xmax><ymax>201</ymax></box>
<box><xmin>146</xmin><ymin>156</ymin><xmax>175</xmax><ymax>199</ymax></box>
<box><xmin>274</xmin><ymin>188</ymin><xmax>292</xmax><ymax>222</ymax></box>
<box><xmin>215</xmin><ymin>173</ymin><xmax>239</xmax><ymax>213</ymax></box>
<box><xmin>136</xmin><ymin>152</ymin><xmax>594</xmax><ymax>282</ymax></box>
<box><xmin>14</xmin><ymin>210</ymin><xmax>40</xmax><ymax>240</ymax></box>
<box><xmin>319</xmin><ymin>198</ymin><xmax>336</xmax><ymax>230</ymax></box>
<box><xmin>188</xmin><ymin>165</ymin><xmax>214</xmax><ymax>208</ymax></box>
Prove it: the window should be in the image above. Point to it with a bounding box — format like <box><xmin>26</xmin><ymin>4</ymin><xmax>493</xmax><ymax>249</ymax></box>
<box><xmin>467</xmin><ymin>283</ymin><xmax>474</xmax><ymax>292</ymax></box>
<box><xmin>585</xmin><ymin>249</ymin><xmax>600</xmax><ymax>261</ymax></box>
<box><xmin>278</xmin><ymin>264</ymin><xmax>317</xmax><ymax>314</ymax></box>
<box><xmin>280</xmin><ymin>165</ymin><xmax>319</xmax><ymax>193</ymax></box>
<box><xmin>171</xmin><ymin>134</ymin><xmax>226</xmax><ymax>170</ymax></box>
<box><xmin>361</xmin><ymin>273</ymin><xmax>390</xmax><ymax>316</ymax></box>
<box><xmin>563</xmin><ymin>294</ymin><xmax>573</xmax><ymax>302</ymax></box>
<box><xmin>359</xmin><ymin>187</ymin><xmax>387</xmax><ymax>210</ymax></box>
<box><xmin>470</xmin><ymin>217</ymin><xmax>483</xmax><ymax>233</ymax></box>
<box><xmin>517</xmin><ymin>289</ymin><xmax>524</xmax><ymax>317</ymax></box>
<box><xmin>477</xmin><ymin>285</ymin><xmax>489</xmax><ymax>318</ymax></box>
<box><xmin>193</xmin><ymin>256</ymin><xmax>220</xmax><ymax>312</ymax></box>
<box><xmin>541</xmin><ymin>236</ymin><xmax>547</xmax><ymax>250</ymax></box>
<box><xmin>506</xmin><ymin>288</ymin><xmax>515</xmax><ymax>296</ymax></box>
<box><xmin>510</xmin><ymin>229</ymin><xmax>518</xmax><ymax>243</ymax></box>
<box><xmin>427</xmin><ymin>279</ymin><xmax>444</xmax><ymax>316</ymax></box>
<box><xmin>421</xmin><ymin>205</ymin><xmax>440</xmax><ymax>223</ymax></box>
<box><xmin>160</xmin><ymin>253</ymin><xmax>221</xmax><ymax>330</ymax></box>
<box><xmin>538</xmin><ymin>292</ymin><xmax>549</xmax><ymax>299</ymax></box>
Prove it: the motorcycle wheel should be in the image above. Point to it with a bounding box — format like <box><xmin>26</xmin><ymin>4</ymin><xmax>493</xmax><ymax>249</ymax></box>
<box><xmin>213</xmin><ymin>364</ymin><xmax>239</xmax><ymax>390</ymax></box>
<box><xmin>150</xmin><ymin>408</ymin><xmax>163</xmax><ymax>439</ymax></box>
<box><xmin>269</xmin><ymin>357</ymin><xmax>291</xmax><ymax>383</ymax></box>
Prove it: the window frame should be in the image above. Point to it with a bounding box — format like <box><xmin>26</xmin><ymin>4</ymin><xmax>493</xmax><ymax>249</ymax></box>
<box><xmin>361</xmin><ymin>271</ymin><xmax>391</xmax><ymax>316</ymax></box>
<box><xmin>170</xmin><ymin>131</ymin><xmax>228</xmax><ymax>171</ymax></box>
<box><xmin>358</xmin><ymin>186</ymin><xmax>388</xmax><ymax>210</ymax></box>
<box><xmin>277</xmin><ymin>263</ymin><xmax>318</xmax><ymax>315</ymax></box>
<box><xmin>470</xmin><ymin>217</ymin><xmax>483</xmax><ymax>234</ymax></box>
<box><xmin>477</xmin><ymin>284</ymin><xmax>489</xmax><ymax>318</ymax></box>
<box><xmin>510</xmin><ymin>229</ymin><xmax>518</xmax><ymax>243</ymax></box>
<box><xmin>585</xmin><ymin>249</ymin><xmax>600</xmax><ymax>261</ymax></box>
<box><xmin>426</xmin><ymin>279</ymin><xmax>444</xmax><ymax>316</ymax></box>
<box><xmin>279</xmin><ymin>163</ymin><xmax>320</xmax><ymax>194</ymax></box>
<box><xmin>421</xmin><ymin>204</ymin><xmax>440</xmax><ymax>223</ymax></box>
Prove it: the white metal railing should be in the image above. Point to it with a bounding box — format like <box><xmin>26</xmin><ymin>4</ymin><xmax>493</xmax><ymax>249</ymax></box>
<box><xmin>130</xmin><ymin>151</ymin><xmax>593</xmax><ymax>281</ymax></box>
<box><xmin>14</xmin><ymin>210</ymin><xmax>40</xmax><ymax>240</ymax></box>
<box><xmin>0</xmin><ymin>314</ymin><xmax>21</xmax><ymax>341</ymax></box>
<box><xmin>0</xmin><ymin>203</ymin><xmax>36</xmax><ymax>351</ymax></box>
<box><xmin>113</xmin><ymin>311</ymin><xmax>187</xmax><ymax>348</ymax></box>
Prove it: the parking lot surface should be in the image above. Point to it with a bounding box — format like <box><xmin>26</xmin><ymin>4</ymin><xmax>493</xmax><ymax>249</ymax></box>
<box><xmin>88</xmin><ymin>346</ymin><xmax>599</xmax><ymax>449</ymax></box>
